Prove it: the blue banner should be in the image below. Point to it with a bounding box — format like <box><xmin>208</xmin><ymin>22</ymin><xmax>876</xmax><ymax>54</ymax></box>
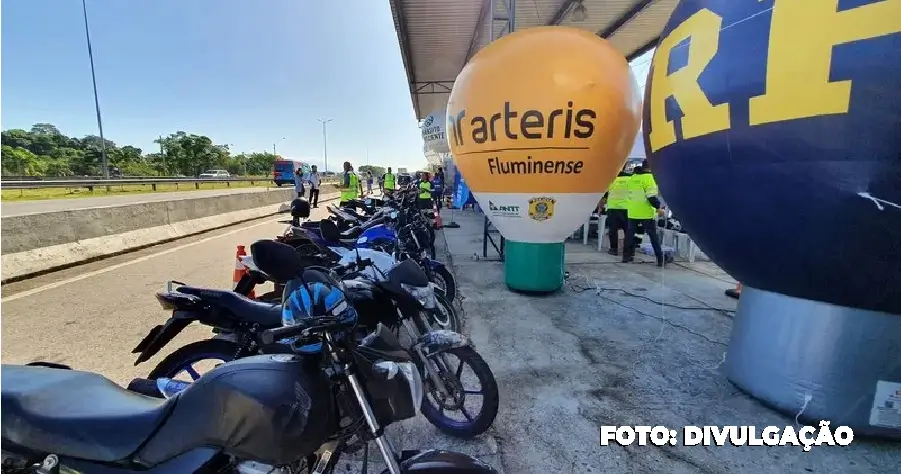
<box><xmin>451</xmin><ymin>169</ymin><xmax>470</xmax><ymax>209</ymax></box>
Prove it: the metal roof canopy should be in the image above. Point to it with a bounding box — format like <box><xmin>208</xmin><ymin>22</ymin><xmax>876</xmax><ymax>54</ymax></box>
<box><xmin>390</xmin><ymin>0</ymin><xmax>677</xmax><ymax>121</ymax></box>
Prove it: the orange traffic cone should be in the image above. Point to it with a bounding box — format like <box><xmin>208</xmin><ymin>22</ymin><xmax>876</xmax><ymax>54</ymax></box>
<box><xmin>433</xmin><ymin>202</ymin><xmax>443</xmax><ymax>229</ymax></box>
<box><xmin>725</xmin><ymin>282</ymin><xmax>741</xmax><ymax>300</ymax></box>
<box><xmin>234</xmin><ymin>245</ymin><xmax>255</xmax><ymax>298</ymax></box>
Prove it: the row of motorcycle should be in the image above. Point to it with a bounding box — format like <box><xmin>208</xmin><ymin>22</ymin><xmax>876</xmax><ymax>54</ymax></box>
<box><xmin>1</xmin><ymin>188</ymin><xmax>500</xmax><ymax>474</ymax></box>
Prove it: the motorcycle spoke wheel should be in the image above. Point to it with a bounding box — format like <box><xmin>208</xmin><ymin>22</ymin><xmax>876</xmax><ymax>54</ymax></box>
<box><xmin>425</xmin><ymin>294</ymin><xmax>460</xmax><ymax>333</ymax></box>
<box><xmin>173</xmin><ymin>357</ymin><xmax>227</xmax><ymax>382</ymax></box>
<box><xmin>420</xmin><ymin>346</ymin><xmax>499</xmax><ymax>438</ymax></box>
<box><xmin>430</xmin><ymin>272</ymin><xmax>448</xmax><ymax>293</ymax></box>
<box><xmin>147</xmin><ymin>340</ymin><xmax>240</xmax><ymax>382</ymax></box>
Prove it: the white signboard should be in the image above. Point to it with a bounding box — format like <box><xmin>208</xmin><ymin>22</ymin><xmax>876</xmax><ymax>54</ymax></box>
<box><xmin>421</xmin><ymin>109</ymin><xmax>450</xmax><ymax>154</ymax></box>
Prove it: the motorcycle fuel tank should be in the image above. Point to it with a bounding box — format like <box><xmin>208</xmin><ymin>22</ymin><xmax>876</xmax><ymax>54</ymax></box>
<box><xmin>136</xmin><ymin>354</ymin><xmax>333</xmax><ymax>467</ymax></box>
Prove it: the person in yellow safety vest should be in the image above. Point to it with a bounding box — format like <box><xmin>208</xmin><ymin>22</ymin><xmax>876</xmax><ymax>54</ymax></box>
<box><xmin>623</xmin><ymin>159</ymin><xmax>665</xmax><ymax>267</ymax></box>
<box><xmin>417</xmin><ymin>172</ymin><xmax>433</xmax><ymax>211</ymax></box>
<box><xmin>602</xmin><ymin>168</ymin><xmax>632</xmax><ymax>257</ymax></box>
<box><xmin>339</xmin><ymin>161</ymin><xmax>362</xmax><ymax>207</ymax></box>
<box><xmin>383</xmin><ymin>167</ymin><xmax>396</xmax><ymax>196</ymax></box>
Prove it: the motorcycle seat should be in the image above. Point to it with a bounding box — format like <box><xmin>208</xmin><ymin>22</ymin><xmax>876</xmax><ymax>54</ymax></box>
<box><xmin>342</xmin><ymin>208</ymin><xmax>367</xmax><ymax>220</ymax></box>
<box><xmin>320</xmin><ymin>219</ymin><xmax>365</xmax><ymax>245</ymax></box>
<box><xmin>1</xmin><ymin>364</ymin><xmax>174</xmax><ymax>463</ymax></box>
<box><xmin>177</xmin><ymin>287</ymin><xmax>282</xmax><ymax>328</ymax></box>
<box><xmin>340</xmin><ymin>226</ymin><xmax>364</xmax><ymax>239</ymax></box>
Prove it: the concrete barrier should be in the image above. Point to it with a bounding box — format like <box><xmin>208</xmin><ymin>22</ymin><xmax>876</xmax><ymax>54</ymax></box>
<box><xmin>1</xmin><ymin>187</ymin><xmax>339</xmax><ymax>281</ymax></box>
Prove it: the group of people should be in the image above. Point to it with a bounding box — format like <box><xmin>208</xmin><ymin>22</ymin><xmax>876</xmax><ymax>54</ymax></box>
<box><xmin>335</xmin><ymin>162</ymin><xmax>387</xmax><ymax>206</ymax></box>
<box><xmin>293</xmin><ymin>165</ymin><xmax>323</xmax><ymax>207</ymax></box>
<box><xmin>333</xmin><ymin>162</ymin><xmax>446</xmax><ymax>211</ymax></box>
<box><xmin>296</xmin><ymin>157</ymin><xmax>663</xmax><ymax>266</ymax></box>
<box><xmin>602</xmin><ymin>159</ymin><xmax>667</xmax><ymax>268</ymax></box>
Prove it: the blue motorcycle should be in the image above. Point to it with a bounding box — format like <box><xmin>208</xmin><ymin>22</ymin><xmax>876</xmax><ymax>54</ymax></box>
<box><xmin>280</xmin><ymin>199</ymin><xmax>457</xmax><ymax>302</ymax></box>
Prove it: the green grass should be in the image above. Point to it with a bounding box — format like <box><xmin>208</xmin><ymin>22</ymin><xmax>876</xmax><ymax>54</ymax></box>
<box><xmin>1</xmin><ymin>180</ymin><xmax>280</xmax><ymax>201</ymax></box>
<box><xmin>1</xmin><ymin>179</ymin><xmax>342</xmax><ymax>202</ymax></box>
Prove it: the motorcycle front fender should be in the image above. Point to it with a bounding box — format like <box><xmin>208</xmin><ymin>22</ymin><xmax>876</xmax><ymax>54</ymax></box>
<box><xmin>425</xmin><ymin>259</ymin><xmax>445</xmax><ymax>271</ymax></box>
<box><xmin>414</xmin><ymin>330</ymin><xmax>471</xmax><ymax>356</ymax></box>
<box><xmin>386</xmin><ymin>450</ymin><xmax>498</xmax><ymax>474</ymax></box>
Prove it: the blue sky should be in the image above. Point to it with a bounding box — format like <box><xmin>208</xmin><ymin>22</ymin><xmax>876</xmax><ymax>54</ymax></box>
<box><xmin>2</xmin><ymin>0</ymin><xmax>653</xmax><ymax>171</ymax></box>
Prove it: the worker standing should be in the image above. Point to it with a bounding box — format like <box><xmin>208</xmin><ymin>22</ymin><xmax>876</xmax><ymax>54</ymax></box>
<box><xmin>383</xmin><ymin>167</ymin><xmax>396</xmax><ymax>197</ymax></box>
<box><xmin>307</xmin><ymin>165</ymin><xmax>321</xmax><ymax>208</ymax></box>
<box><xmin>339</xmin><ymin>161</ymin><xmax>360</xmax><ymax>207</ymax></box>
<box><xmin>418</xmin><ymin>171</ymin><xmax>433</xmax><ymax>211</ymax></box>
<box><xmin>431</xmin><ymin>167</ymin><xmax>445</xmax><ymax>212</ymax></box>
<box><xmin>623</xmin><ymin>160</ymin><xmax>665</xmax><ymax>267</ymax></box>
<box><xmin>293</xmin><ymin>168</ymin><xmax>305</xmax><ymax>199</ymax></box>
<box><xmin>603</xmin><ymin>168</ymin><xmax>632</xmax><ymax>256</ymax></box>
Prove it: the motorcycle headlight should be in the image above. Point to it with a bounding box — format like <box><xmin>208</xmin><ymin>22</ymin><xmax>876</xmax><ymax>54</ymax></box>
<box><xmin>401</xmin><ymin>283</ymin><xmax>437</xmax><ymax>309</ymax></box>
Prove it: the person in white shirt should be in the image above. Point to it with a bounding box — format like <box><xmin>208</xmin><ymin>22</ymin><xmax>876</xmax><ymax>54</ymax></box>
<box><xmin>307</xmin><ymin>165</ymin><xmax>322</xmax><ymax>208</ymax></box>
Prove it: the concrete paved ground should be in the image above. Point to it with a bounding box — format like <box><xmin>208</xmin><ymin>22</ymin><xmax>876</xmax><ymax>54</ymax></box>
<box><xmin>2</xmin><ymin>207</ymin><xmax>898</xmax><ymax>473</ymax></box>
<box><xmin>441</xmin><ymin>209</ymin><xmax>899</xmax><ymax>473</ymax></box>
<box><xmin>1</xmin><ymin>186</ymin><xmax>288</xmax><ymax>217</ymax></box>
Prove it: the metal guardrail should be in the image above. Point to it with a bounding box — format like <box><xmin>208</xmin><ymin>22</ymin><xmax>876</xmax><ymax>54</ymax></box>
<box><xmin>2</xmin><ymin>177</ymin><xmax>340</xmax><ymax>191</ymax></box>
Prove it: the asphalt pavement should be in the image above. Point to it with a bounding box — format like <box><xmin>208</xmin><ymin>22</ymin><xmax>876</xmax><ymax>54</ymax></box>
<box><xmin>1</xmin><ymin>186</ymin><xmax>287</xmax><ymax>217</ymax></box>
<box><xmin>1</xmin><ymin>210</ymin><xmax>295</xmax><ymax>374</ymax></box>
<box><xmin>0</xmin><ymin>196</ymin><xmax>501</xmax><ymax>472</ymax></box>
<box><xmin>3</xmin><ymin>206</ymin><xmax>897</xmax><ymax>473</ymax></box>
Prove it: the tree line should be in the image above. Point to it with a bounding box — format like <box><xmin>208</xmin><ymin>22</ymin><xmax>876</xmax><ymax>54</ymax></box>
<box><xmin>1</xmin><ymin>123</ymin><xmax>283</xmax><ymax>177</ymax></box>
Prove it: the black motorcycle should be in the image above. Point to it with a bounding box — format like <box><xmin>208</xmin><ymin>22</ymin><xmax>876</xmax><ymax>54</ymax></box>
<box><xmin>254</xmin><ymin>196</ymin><xmax>453</xmax><ymax>302</ymax></box>
<box><xmin>134</xmin><ymin>241</ymin><xmax>497</xmax><ymax>439</ymax></box>
<box><xmin>0</xmin><ymin>269</ymin><xmax>497</xmax><ymax>474</ymax></box>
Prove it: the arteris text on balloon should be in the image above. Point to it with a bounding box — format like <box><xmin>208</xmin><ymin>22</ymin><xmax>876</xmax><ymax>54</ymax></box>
<box><xmin>448</xmin><ymin>101</ymin><xmax>596</xmax><ymax>147</ymax></box>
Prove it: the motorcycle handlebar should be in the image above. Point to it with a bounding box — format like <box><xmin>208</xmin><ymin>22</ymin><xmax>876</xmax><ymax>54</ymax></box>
<box><xmin>259</xmin><ymin>316</ymin><xmax>345</xmax><ymax>345</ymax></box>
<box><xmin>260</xmin><ymin>323</ymin><xmax>310</xmax><ymax>345</ymax></box>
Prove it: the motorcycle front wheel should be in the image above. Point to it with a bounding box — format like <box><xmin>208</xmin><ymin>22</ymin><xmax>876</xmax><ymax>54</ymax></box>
<box><xmin>427</xmin><ymin>294</ymin><xmax>461</xmax><ymax>333</ymax></box>
<box><xmin>419</xmin><ymin>346</ymin><xmax>499</xmax><ymax>439</ymax></box>
<box><xmin>428</xmin><ymin>265</ymin><xmax>457</xmax><ymax>302</ymax></box>
<box><xmin>147</xmin><ymin>339</ymin><xmax>241</xmax><ymax>380</ymax></box>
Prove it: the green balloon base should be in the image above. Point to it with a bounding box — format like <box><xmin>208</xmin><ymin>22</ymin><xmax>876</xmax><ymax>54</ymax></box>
<box><xmin>504</xmin><ymin>240</ymin><xmax>565</xmax><ymax>294</ymax></box>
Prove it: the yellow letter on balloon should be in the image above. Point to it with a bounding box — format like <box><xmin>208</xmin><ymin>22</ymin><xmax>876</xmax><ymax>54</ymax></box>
<box><xmin>749</xmin><ymin>0</ymin><xmax>901</xmax><ymax>125</ymax></box>
<box><xmin>648</xmin><ymin>8</ymin><xmax>731</xmax><ymax>153</ymax></box>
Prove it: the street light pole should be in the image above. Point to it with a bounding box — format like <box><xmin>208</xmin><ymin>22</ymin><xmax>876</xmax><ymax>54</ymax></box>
<box><xmin>272</xmin><ymin>137</ymin><xmax>286</xmax><ymax>157</ymax></box>
<box><xmin>82</xmin><ymin>0</ymin><xmax>109</xmax><ymax>179</ymax></box>
<box><xmin>318</xmin><ymin>118</ymin><xmax>333</xmax><ymax>173</ymax></box>
<box><xmin>158</xmin><ymin>135</ymin><xmax>167</xmax><ymax>175</ymax></box>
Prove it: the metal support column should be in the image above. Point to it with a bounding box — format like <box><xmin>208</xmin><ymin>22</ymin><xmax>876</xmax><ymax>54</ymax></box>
<box><xmin>479</xmin><ymin>0</ymin><xmax>517</xmax><ymax>259</ymax></box>
<box><xmin>488</xmin><ymin>0</ymin><xmax>517</xmax><ymax>43</ymax></box>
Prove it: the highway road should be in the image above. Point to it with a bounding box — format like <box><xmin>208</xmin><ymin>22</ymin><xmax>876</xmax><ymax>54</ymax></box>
<box><xmin>0</xmin><ymin>204</ymin><xmax>500</xmax><ymax>471</ymax></box>
<box><xmin>2</xmin><ymin>204</ymin><xmax>896</xmax><ymax>473</ymax></box>
<box><xmin>1</xmin><ymin>186</ymin><xmax>288</xmax><ymax>217</ymax></box>
<box><xmin>1</xmin><ymin>209</ymin><xmax>297</xmax><ymax>380</ymax></box>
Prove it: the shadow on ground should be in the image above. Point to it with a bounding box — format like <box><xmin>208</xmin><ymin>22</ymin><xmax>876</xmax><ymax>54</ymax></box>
<box><xmin>434</xmin><ymin>210</ymin><xmax>899</xmax><ymax>474</ymax></box>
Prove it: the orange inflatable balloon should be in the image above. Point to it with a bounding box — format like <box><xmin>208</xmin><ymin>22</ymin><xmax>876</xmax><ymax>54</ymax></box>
<box><xmin>447</xmin><ymin>27</ymin><xmax>641</xmax><ymax>242</ymax></box>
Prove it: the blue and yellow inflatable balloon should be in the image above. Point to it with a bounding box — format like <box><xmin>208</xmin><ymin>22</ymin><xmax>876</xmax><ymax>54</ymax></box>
<box><xmin>644</xmin><ymin>0</ymin><xmax>901</xmax><ymax>314</ymax></box>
